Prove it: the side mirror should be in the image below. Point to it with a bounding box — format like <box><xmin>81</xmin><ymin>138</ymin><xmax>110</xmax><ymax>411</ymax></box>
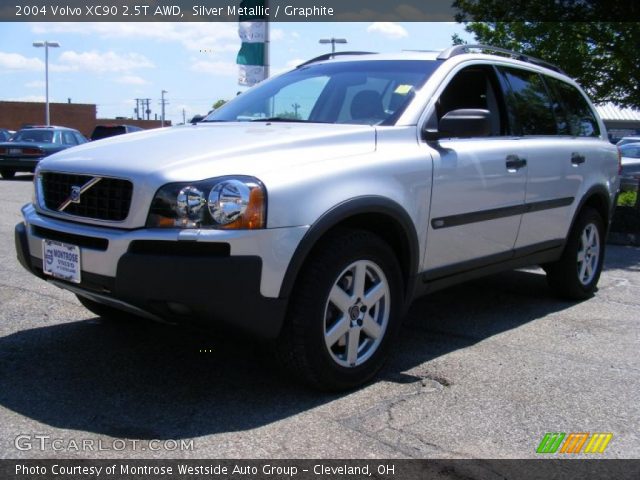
<box><xmin>424</xmin><ymin>109</ymin><xmax>492</xmax><ymax>140</ymax></box>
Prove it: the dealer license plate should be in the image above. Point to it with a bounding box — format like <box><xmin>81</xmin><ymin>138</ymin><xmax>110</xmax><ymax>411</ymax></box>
<box><xmin>42</xmin><ymin>239</ymin><xmax>81</xmax><ymax>283</ymax></box>
<box><xmin>8</xmin><ymin>148</ymin><xmax>21</xmax><ymax>155</ymax></box>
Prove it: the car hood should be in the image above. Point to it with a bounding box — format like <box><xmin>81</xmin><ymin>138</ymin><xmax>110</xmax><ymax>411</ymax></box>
<box><xmin>38</xmin><ymin>122</ymin><xmax>377</xmax><ymax>182</ymax></box>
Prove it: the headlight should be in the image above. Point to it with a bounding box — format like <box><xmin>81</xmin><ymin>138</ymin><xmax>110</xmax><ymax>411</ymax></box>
<box><xmin>147</xmin><ymin>176</ymin><xmax>266</xmax><ymax>229</ymax></box>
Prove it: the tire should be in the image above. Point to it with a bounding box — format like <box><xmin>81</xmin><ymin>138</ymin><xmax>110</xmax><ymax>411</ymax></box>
<box><xmin>76</xmin><ymin>294</ymin><xmax>141</xmax><ymax>322</ymax></box>
<box><xmin>545</xmin><ymin>207</ymin><xmax>605</xmax><ymax>300</ymax></box>
<box><xmin>0</xmin><ymin>169</ymin><xmax>15</xmax><ymax>179</ymax></box>
<box><xmin>277</xmin><ymin>228</ymin><xmax>404</xmax><ymax>391</ymax></box>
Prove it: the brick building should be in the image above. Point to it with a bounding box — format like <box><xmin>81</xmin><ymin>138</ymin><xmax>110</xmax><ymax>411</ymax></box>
<box><xmin>0</xmin><ymin>101</ymin><xmax>169</xmax><ymax>138</ymax></box>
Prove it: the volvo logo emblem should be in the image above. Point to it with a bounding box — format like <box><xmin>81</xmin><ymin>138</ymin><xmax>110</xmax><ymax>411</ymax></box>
<box><xmin>57</xmin><ymin>176</ymin><xmax>102</xmax><ymax>212</ymax></box>
<box><xmin>70</xmin><ymin>186</ymin><xmax>82</xmax><ymax>203</ymax></box>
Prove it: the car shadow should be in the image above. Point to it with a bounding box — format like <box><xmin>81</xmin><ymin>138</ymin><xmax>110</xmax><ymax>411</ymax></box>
<box><xmin>0</xmin><ymin>268</ymin><xmax>577</xmax><ymax>440</ymax></box>
<box><xmin>388</xmin><ymin>268</ymin><xmax>573</xmax><ymax>377</ymax></box>
<box><xmin>603</xmin><ymin>243</ymin><xmax>640</xmax><ymax>272</ymax></box>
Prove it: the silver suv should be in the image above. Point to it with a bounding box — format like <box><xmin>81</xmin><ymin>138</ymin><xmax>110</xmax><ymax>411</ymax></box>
<box><xmin>15</xmin><ymin>45</ymin><xmax>620</xmax><ymax>390</ymax></box>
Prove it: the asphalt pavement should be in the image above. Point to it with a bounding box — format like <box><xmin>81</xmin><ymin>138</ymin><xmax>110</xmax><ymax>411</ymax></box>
<box><xmin>0</xmin><ymin>174</ymin><xmax>638</xmax><ymax>459</ymax></box>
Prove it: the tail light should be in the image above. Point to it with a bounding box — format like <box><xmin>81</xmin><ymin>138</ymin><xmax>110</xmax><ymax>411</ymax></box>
<box><xmin>0</xmin><ymin>147</ymin><xmax>6</xmax><ymax>155</ymax></box>
<box><xmin>22</xmin><ymin>147</ymin><xmax>43</xmax><ymax>156</ymax></box>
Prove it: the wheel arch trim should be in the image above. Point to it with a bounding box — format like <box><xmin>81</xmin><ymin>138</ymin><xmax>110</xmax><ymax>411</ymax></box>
<box><xmin>571</xmin><ymin>184</ymin><xmax>614</xmax><ymax>236</ymax></box>
<box><xmin>278</xmin><ymin>196</ymin><xmax>419</xmax><ymax>299</ymax></box>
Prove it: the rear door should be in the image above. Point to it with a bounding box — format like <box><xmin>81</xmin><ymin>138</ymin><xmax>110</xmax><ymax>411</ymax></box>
<box><xmin>496</xmin><ymin>67</ymin><xmax>600</xmax><ymax>249</ymax></box>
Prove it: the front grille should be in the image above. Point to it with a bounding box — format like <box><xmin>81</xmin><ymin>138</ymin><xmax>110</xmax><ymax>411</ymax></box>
<box><xmin>40</xmin><ymin>172</ymin><xmax>133</xmax><ymax>221</ymax></box>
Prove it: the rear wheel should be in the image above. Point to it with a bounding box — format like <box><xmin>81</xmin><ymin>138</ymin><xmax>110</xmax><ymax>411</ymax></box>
<box><xmin>277</xmin><ymin>229</ymin><xmax>403</xmax><ymax>391</ymax></box>
<box><xmin>545</xmin><ymin>207</ymin><xmax>605</xmax><ymax>300</ymax></box>
<box><xmin>0</xmin><ymin>169</ymin><xmax>15</xmax><ymax>179</ymax></box>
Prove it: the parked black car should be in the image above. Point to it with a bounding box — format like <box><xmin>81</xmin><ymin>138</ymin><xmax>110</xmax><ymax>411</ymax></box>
<box><xmin>90</xmin><ymin>124</ymin><xmax>143</xmax><ymax>141</ymax></box>
<box><xmin>0</xmin><ymin>126</ymin><xmax>87</xmax><ymax>179</ymax></box>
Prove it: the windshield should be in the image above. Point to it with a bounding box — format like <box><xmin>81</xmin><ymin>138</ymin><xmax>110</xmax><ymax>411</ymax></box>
<box><xmin>12</xmin><ymin>129</ymin><xmax>55</xmax><ymax>143</ymax></box>
<box><xmin>204</xmin><ymin>60</ymin><xmax>439</xmax><ymax>126</ymax></box>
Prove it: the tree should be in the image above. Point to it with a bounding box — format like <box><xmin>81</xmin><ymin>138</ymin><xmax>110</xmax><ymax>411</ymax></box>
<box><xmin>452</xmin><ymin>2</ymin><xmax>640</xmax><ymax>108</ymax></box>
<box><xmin>212</xmin><ymin>99</ymin><xmax>227</xmax><ymax>110</ymax></box>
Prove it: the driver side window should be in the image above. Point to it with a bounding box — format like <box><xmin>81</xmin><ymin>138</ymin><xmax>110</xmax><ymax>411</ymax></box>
<box><xmin>436</xmin><ymin>66</ymin><xmax>505</xmax><ymax>136</ymax></box>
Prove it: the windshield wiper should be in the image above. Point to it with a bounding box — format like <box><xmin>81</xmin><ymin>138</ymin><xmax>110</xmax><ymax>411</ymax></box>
<box><xmin>249</xmin><ymin>117</ymin><xmax>312</xmax><ymax>123</ymax></box>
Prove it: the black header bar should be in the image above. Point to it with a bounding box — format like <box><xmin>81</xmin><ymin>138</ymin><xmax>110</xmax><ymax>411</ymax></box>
<box><xmin>3</xmin><ymin>0</ymin><xmax>640</xmax><ymax>22</ymax></box>
<box><xmin>2</xmin><ymin>459</ymin><xmax>640</xmax><ymax>480</ymax></box>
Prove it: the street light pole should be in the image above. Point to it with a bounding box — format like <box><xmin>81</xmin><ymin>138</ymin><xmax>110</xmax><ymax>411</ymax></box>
<box><xmin>160</xmin><ymin>90</ymin><xmax>168</xmax><ymax>127</ymax></box>
<box><xmin>319</xmin><ymin>37</ymin><xmax>347</xmax><ymax>55</ymax></box>
<box><xmin>33</xmin><ymin>41</ymin><xmax>60</xmax><ymax>126</ymax></box>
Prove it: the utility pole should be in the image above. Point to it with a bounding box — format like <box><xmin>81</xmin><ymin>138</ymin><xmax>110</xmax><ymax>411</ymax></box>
<box><xmin>160</xmin><ymin>90</ymin><xmax>168</xmax><ymax>127</ymax></box>
<box><xmin>292</xmin><ymin>102</ymin><xmax>300</xmax><ymax>118</ymax></box>
<box><xmin>182</xmin><ymin>108</ymin><xmax>186</xmax><ymax>124</ymax></box>
<box><xmin>134</xmin><ymin>98</ymin><xmax>141</xmax><ymax>119</ymax></box>
<box><xmin>144</xmin><ymin>98</ymin><xmax>151</xmax><ymax>120</ymax></box>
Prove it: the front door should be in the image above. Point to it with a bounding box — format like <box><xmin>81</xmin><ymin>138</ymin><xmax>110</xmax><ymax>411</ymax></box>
<box><xmin>423</xmin><ymin>65</ymin><xmax>527</xmax><ymax>273</ymax></box>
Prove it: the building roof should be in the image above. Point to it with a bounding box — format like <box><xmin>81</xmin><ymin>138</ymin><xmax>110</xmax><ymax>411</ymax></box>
<box><xmin>595</xmin><ymin>103</ymin><xmax>640</xmax><ymax>122</ymax></box>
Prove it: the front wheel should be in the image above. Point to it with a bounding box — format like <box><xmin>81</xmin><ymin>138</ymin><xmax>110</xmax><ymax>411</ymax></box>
<box><xmin>545</xmin><ymin>207</ymin><xmax>605</xmax><ymax>300</ymax></box>
<box><xmin>277</xmin><ymin>228</ymin><xmax>403</xmax><ymax>391</ymax></box>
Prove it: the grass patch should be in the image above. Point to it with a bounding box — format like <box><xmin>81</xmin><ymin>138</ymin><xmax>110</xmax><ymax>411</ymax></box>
<box><xmin>618</xmin><ymin>191</ymin><xmax>638</xmax><ymax>207</ymax></box>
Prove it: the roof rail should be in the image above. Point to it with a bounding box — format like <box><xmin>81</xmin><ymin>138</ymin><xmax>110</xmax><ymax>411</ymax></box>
<box><xmin>297</xmin><ymin>51</ymin><xmax>376</xmax><ymax>68</ymax></box>
<box><xmin>438</xmin><ymin>44</ymin><xmax>564</xmax><ymax>74</ymax></box>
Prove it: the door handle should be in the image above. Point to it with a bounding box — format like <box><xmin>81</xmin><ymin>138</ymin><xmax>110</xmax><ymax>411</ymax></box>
<box><xmin>506</xmin><ymin>155</ymin><xmax>527</xmax><ymax>171</ymax></box>
<box><xmin>571</xmin><ymin>153</ymin><xmax>586</xmax><ymax>165</ymax></box>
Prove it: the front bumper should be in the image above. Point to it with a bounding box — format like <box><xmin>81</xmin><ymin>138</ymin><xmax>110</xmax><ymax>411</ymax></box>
<box><xmin>16</xmin><ymin>205</ymin><xmax>309</xmax><ymax>339</ymax></box>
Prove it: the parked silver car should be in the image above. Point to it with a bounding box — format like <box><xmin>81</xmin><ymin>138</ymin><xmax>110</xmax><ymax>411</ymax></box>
<box><xmin>15</xmin><ymin>46</ymin><xmax>619</xmax><ymax>390</ymax></box>
<box><xmin>616</xmin><ymin>136</ymin><xmax>640</xmax><ymax>147</ymax></box>
<box><xmin>619</xmin><ymin>142</ymin><xmax>640</xmax><ymax>192</ymax></box>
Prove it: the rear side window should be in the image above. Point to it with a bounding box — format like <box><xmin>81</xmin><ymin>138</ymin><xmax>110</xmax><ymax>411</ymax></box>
<box><xmin>499</xmin><ymin>67</ymin><xmax>557</xmax><ymax>135</ymax></box>
<box><xmin>545</xmin><ymin>77</ymin><xmax>600</xmax><ymax>137</ymax></box>
<box><xmin>62</xmin><ymin>131</ymin><xmax>78</xmax><ymax>145</ymax></box>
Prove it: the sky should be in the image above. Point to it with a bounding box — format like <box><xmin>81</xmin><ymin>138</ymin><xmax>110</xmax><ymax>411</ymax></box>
<box><xmin>0</xmin><ymin>22</ymin><xmax>473</xmax><ymax>124</ymax></box>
